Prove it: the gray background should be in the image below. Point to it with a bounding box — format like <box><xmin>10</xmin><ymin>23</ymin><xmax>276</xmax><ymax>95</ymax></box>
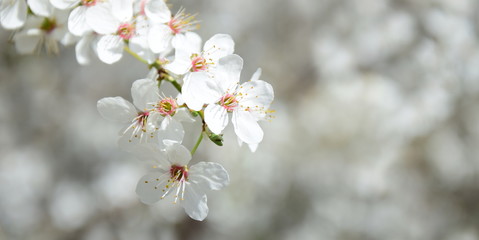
<box><xmin>1</xmin><ymin>0</ymin><xmax>479</xmax><ymax>239</ymax></box>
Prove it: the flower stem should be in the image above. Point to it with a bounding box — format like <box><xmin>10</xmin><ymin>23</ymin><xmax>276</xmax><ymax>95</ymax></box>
<box><xmin>124</xmin><ymin>46</ymin><xmax>149</xmax><ymax>65</ymax></box>
<box><xmin>167</xmin><ymin>79</ymin><xmax>182</xmax><ymax>93</ymax></box>
<box><xmin>191</xmin><ymin>131</ymin><xmax>204</xmax><ymax>155</ymax></box>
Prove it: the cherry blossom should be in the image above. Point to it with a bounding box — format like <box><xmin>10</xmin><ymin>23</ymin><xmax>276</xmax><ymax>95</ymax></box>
<box><xmin>166</xmin><ymin>33</ymin><xmax>235</xmax><ymax>75</ymax></box>
<box><xmin>182</xmin><ymin>54</ymin><xmax>274</xmax><ymax>148</ymax></box>
<box><xmin>145</xmin><ymin>0</ymin><xmax>198</xmax><ymax>54</ymax></box>
<box><xmin>135</xmin><ymin>142</ymin><xmax>229</xmax><ymax>221</ymax></box>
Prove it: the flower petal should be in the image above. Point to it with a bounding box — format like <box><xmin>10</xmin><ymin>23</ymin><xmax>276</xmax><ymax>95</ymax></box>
<box><xmin>129</xmin><ymin>36</ymin><xmax>156</xmax><ymax>64</ymax></box>
<box><xmin>136</xmin><ymin>171</ymin><xmax>170</xmax><ymax>204</ymax></box>
<box><xmin>204</xmin><ymin>104</ymin><xmax>228</xmax><ymax>134</ymax></box>
<box><xmin>237</xmin><ymin>80</ymin><xmax>274</xmax><ymax>109</ymax></box>
<box><xmin>182</xmin><ymin>72</ymin><xmax>223</xmax><ymax>111</ymax></box>
<box><xmin>172</xmin><ymin>32</ymin><xmax>202</xmax><ymax>55</ymax></box>
<box><xmin>148</xmin><ymin>24</ymin><xmax>172</xmax><ymax>53</ymax></box>
<box><xmin>111</xmin><ymin>0</ymin><xmax>133</xmax><ymax>22</ymax></box>
<box><xmin>180</xmin><ymin>184</ymin><xmax>208</xmax><ymax>221</ymax></box>
<box><xmin>0</xmin><ymin>0</ymin><xmax>27</xmax><ymax>29</ymax></box>
<box><xmin>232</xmin><ymin>110</ymin><xmax>263</xmax><ymax>144</ymax></box>
<box><xmin>165</xmin><ymin>142</ymin><xmax>191</xmax><ymax>166</ymax></box>
<box><xmin>50</xmin><ymin>0</ymin><xmax>79</xmax><ymax>10</ymax></box>
<box><xmin>126</xmin><ymin>143</ymin><xmax>169</xmax><ymax>168</ymax></box>
<box><xmin>97</xmin><ymin>96</ymin><xmax>137</xmax><ymax>123</ymax></box>
<box><xmin>86</xmin><ymin>2</ymin><xmax>119</xmax><ymax>34</ymax></box>
<box><xmin>165</xmin><ymin>49</ymin><xmax>192</xmax><ymax>75</ymax></box>
<box><xmin>13</xmin><ymin>29</ymin><xmax>42</xmax><ymax>54</ymax></box>
<box><xmin>145</xmin><ymin>0</ymin><xmax>170</xmax><ymax>24</ymax></box>
<box><xmin>157</xmin><ymin>117</ymin><xmax>185</xmax><ymax>147</ymax></box>
<box><xmin>97</xmin><ymin>35</ymin><xmax>124</xmax><ymax>64</ymax></box>
<box><xmin>131</xmin><ymin>78</ymin><xmax>158</xmax><ymax>111</ymax></box>
<box><xmin>251</xmin><ymin>68</ymin><xmax>262</xmax><ymax>81</ymax></box>
<box><xmin>75</xmin><ymin>34</ymin><xmax>94</xmax><ymax>65</ymax></box>
<box><xmin>203</xmin><ymin>34</ymin><xmax>234</xmax><ymax>62</ymax></box>
<box><xmin>215</xmin><ymin>54</ymin><xmax>243</xmax><ymax>93</ymax></box>
<box><xmin>173</xmin><ymin>107</ymin><xmax>195</xmax><ymax>123</ymax></box>
<box><xmin>68</xmin><ymin>6</ymin><xmax>91</xmax><ymax>36</ymax></box>
<box><xmin>189</xmin><ymin>162</ymin><xmax>229</xmax><ymax>191</ymax></box>
<box><xmin>28</xmin><ymin>0</ymin><xmax>54</xmax><ymax>17</ymax></box>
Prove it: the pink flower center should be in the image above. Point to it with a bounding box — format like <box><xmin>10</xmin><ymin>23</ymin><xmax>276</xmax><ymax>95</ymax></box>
<box><xmin>157</xmin><ymin>98</ymin><xmax>177</xmax><ymax>116</ymax></box>
<box><xmin>81</xmin><ymin>0</ymin><xmax>97</xmax><ymax>7</ymax></box>
<box><xmin>117</xmin><ymin>23</ymin><xmax>135</xmax><ymax>40</ymax></box>
<box><xmin>137</xmin><ymin>111</ymin><xmax>149</xmax><ymax>127</ymax></box>
<box><xmin>170</xmin><ymin>165</ymin><xmax>189</xmax><ymax>181</ymax></box>
<box><xmin>191</xmin><ymin>55</ymin><xmax>207</xmax><ymax>72</ymax></box>
<box><xmin>167</xmin><ymin>8</ymin><xmax>198</xmax><ymax>35</ymax></box>
<box><xmin>220</xmin><ymin>93</ymin><xmax>238</xmax><ymax>112</ymax></box>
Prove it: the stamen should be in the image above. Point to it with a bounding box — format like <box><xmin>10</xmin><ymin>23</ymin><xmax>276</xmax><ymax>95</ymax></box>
<box><xmin>168</xmin><ymin>8</ymin><xmax>199</xmax><ymax>34</ymax></box>
<box><xmin>117</xmin><ymin>23</ymin><xmax>135</xmax><ymax>40</ymax></box>
<box><xmin>220</xmin><ymin>93</ymin><xmax>239</xmax><ymax>112</ymax></box>
<box><xmin>156</xmin><ymin>97</ymin><xmax>178</xmax><ymax>116</ymax></box>
<box><xmin>81</xmin><ymin>0</ymin><xmax>97</xmax><ymax>7</ymax></box>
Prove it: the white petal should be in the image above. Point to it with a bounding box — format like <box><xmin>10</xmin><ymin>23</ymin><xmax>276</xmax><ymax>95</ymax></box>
<box><xmin>204</xmin><ymin>104</ymin><xmax>228</xmax><ymax>134</ymax></box>
<box><xmin>28</xmin><ymin>0</ymin><xmax>54</xmax><ymax>17</ymax></box>
<box><xmin>247</xmin><ymin>142</ymin><xmax>258</xmax><ymax>152</ymax></box>
<box><xmin>180</xmin><ymin>184</ymin><xmax>208</xmax><ymax>221</ymax></box>
<box><xmin>145</xmin><ymin>0</ymin><xmax>170</xmax><ymax>24</ymax></box>
<box><xmin>215</xmin><ymin>54</ymin><xmax>243</xmax><ymax>93</ymax></box>
<box><xmin>111</xmin><ymin>0</ymin><xmax>133</xmax><ymax>22</ymax></box>
<box><xmin>148</xmin><ymin>24</ymin><xmax>172</xmax><ymax>53</ymax></box>
<box><xmin>172</xmin><ymin>32</ymin><xmax>202</xmax><ymax>55</ymax></box>
<box><xmin>189</xmin><ymin>162</ymin><xmax>229</xmax><ymax>191</ymax></box>
<box><xmin>97</xmin><ymin>96</ymin><xmax>137</xmax><ymax>123</ymax></box>
<box><xmin>173</xmin><ymin>107</ymin><xmax>195</xmax><ymax>123</ymax></box>
<box><xmin>126</xmin><ymin>143</ymin><xmax>169</xmax><ymax>169</ymax></box>
<box><xmin>0</xmin><ymin>0</ymin><xmax>27</xmax><ymax>29</ymax></box>
<box><xmin>59</xmin><ymin>31</ymin><xmax>78</xmax><ymax>46</ymax></box>
<box><xmin>117</xmin><ymin>130</ymin><xmax>160</xmax><ymax>154</ymax></box>
<box><xmin>232</xmin><ymin>110</ymin><xmax>263</xmax><ymax>144</ymax></box>
<box><xmin>75</xmin><ymin>34</ymin><xmax>94</xmax><ymax>65</ymax></box>
<box><xmin>203</xmin><ymin>34</ymin><xmax>234</xmax><ymax>62</ymax></box>
<box><xmin>97</xmin><ymin>35</ymin><xmax>124</xmax><ymax>64</ymax></box>
<box><xmin>237</xmin><ymin>80</ymin><xmax>274</xmax><ymax>109</ymax></box>
<box><xmin>251</xmin><ymin>68</ymin><xmax>262</xmax><ymax>81</ymax></box>
<box><xmin>165</xmin><ymin>142</ymin><xmax>191</xmax><ymax>166</ymax></box>
<box><xmin>158</xmin><ymin>117</ymin><xmax>185</xmax><ymax>146</ymax></box>
<box><xmin>182</xmin><ymin>72</ymin><xmax>223</xmax><ymax>111</ymax></box>
<box><xmin>131</xmin><ymin>78</ymin><xmax>158</xmax><ymax>110</ymax></box>
<box><xmin>86</xmin><ymin>2</ymin><xmax>119</xmax><ymax>34</ymax></box>
<box><xmin>136</xmin><ymin>172</ymin><xmax>170</xmax><ymax>204</ymax></box>
<box><xmin>13</xmin><ymin>29</ymin><xmax>42</xmax><ymax>54</ymax></box>
<box><xmin>165</xmin><ymin>49</ymin><xmax>192</xmax><ymax>75</ymax></box>
<box><xmin>129</xmin><ymin>36</ymin><xmax>156</xmax><ymax>64</ymax></box>
<box><xmin>68</xmin><ymin>6</ymin><xmax>91</xmax><ymax>36</ymax></box>
<box><xmin>50</xmin><ymin>0</ymin><xmax>79</xmax><ymax>10</ymax></box>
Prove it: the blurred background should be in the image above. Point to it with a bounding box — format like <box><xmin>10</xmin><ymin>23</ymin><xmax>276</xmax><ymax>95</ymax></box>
<box><xmin>2</xmin><ymin>0</ymin><xmax>479</xmax><ymax>239</ymax></box>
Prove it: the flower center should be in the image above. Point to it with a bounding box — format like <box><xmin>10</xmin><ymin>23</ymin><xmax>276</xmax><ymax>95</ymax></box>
<box><xmin>40</xmin><ymin>18</ymin><xmax>57</xmax><ymax>33</ymax></box>
<box><xmin>81</xmin><ymin>0</ymin><xmax>97</xmax><ymax>7</ymax></box>
<box><xmin>190</xmin><ymin>54</ymin><xmax>208</xmax><ymax>72</ymax></box>
<box><xmin>136</xmin><ymin>111</ymin><xmax>149</xmax><ymax>127</ymax></box>
<box><xmin>167</xmin><ymin>8</ymin><xmax>198</xmax><ymax>35</ymax></box>
<box><xmin>157</xmin><ymin>98</ymin><xmax>177</xmax><ymax>116</ymax></box>
<box><xmin>220</xmin><ymin>93</ymin><xmax>238</xmax><ymax>112</ymax></box>
<box><xmin>117</xmin><ymin>23</ymin><xmax>135</xmax><ymax>40</ymax></box>
<box><xmin>169</xmin><ymin>165</ymin><xmax>189</xmax><ymax>181</ymax></box>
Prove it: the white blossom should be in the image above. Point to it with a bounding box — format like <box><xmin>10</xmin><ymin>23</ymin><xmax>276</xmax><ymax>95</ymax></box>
<box><xmin>135</xmin><ymin>142</ymin><xmax>229</xmax><ymax>221</ymax></box>
<box><xmin>182</xmin><ymin>54</ymin><xmax>274</xmax><ymax>148</ymax></box>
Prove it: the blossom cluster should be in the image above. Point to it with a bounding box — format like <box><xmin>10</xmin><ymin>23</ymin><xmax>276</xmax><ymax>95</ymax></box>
<box><xmin>1</xmin><ymin>0</ymin><xmax>274</xmax><ymax>221</ymax></box>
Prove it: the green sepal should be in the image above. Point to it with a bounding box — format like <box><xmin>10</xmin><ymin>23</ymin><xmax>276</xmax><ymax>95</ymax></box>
<box><xmin>208</xmin><ymin>133</ymin><xmax>224</xmax><ymax>146</ymax></box>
